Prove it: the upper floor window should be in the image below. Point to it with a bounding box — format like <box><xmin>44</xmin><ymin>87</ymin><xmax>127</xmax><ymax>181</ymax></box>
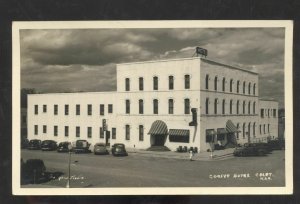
<box><xmin>222</xmin><ymin>99</ymin><xmax>225</xmax><ymax>114</ymax></box>
<box><xmin>139</xmin><ymin>77</ymin><xmax>144</xmax><ymax>91</ymax></box>
<box><xmin>65</xmin><ymin>105</ymin><xmax>69</xmax><ymax>115</ymax></box>
<box><xmin>169</xmin><ymin>76</ymin><xmax>174</xmax><ymax>90</ymax></box>
<box><xmin>236</xmin><ymin>123</ymin><xmax>240</xmax><ymax>139</ymax></box>
<box><xmin>253</xmin><ymin>102</ymin><xmax>256</xmax><ymax>114</ymax></box>
<box><xmin>184</xmin><ymin>98</ymin><xmax>190</xmax><ymax>114</ymax></box>
<box><xmin>100</xmin><ymin>104</ymin><xmax>104</xmax><ymax>115</ymax></box>
<box><xmin>88</xmin><ymin>104</ymin><xmax>92</xmax><ymax>115</ymax></box>
<box><xmin>185</xmin><ymin>75</ymin><xmax>190</xmax><ymax>89</ymax></box>
<box><xmin>153</xmin><ymin>76</ymin><xmax>158</xmax><ymax>90</ymax></box>
<box><xmin>43</xmin><ymin>105</ymin><xmax>47</xmax><ymax>113</ymax></box>
<box><xmin>248</xmin><ymin>101</ymin><xmax>251</xmax><ymax>114</ymax></box>
<box><xmin>125</xmin><ymin>100</ymin><xmax>130</xmax><ymax>114</ymax></box>
<box><xmin>139</xmin><ymin>99</ymin><xmax>144</xmax><ymax>114</ymax></box>
<box><xmin>125</xmin><ymin>78</ymin><xmax>130</xmax><ymax>91</ymax></box>
<box><xmin>139</xmin><ymin>125</ymin><xmax>144</xmax><ymax>141</ymax></box>
<box><xmin>205</xmin><ymin>75</ymin><xmax>209</xmax><ymax>89</ymax></box>
<box><xmin>243</xmin><ymin>123</ymin><xmax>246</xmax><ymax>138</ymax></box>
<box><xmin>153</xmin><ymin>99</ymin><xmax>158</xmax><ymax>114</ymax></box>
<box><xmin>236</xmin><ymin>100</ymin><xmax>240</xmax><ymax>114</ymax></box>
<box><xmin>214</xmin><ymin>76</ymin><xmax>218</xmax><ymax>91</ymax></box>
<box><xmin>222</xmin><ymin>77</ymin><xmax>225</xmax><ymax>92</ymax></box>
<box><xmin>34</xmin><ymin>105</ymin><xmax>38</xmax><ymax>115</ymax></box>
<box><xmin>205</xmin><ymin>98</ymin><xmax>209</xmax><ymax>114</ymax></box>
<box><xmin>237</xmin><ymin>80</ymin><xmax>240</xmax><ymax>93</ymax></box>
<box><xmin>230</xmin><ymin>100</ymin><xmax>233</xmax><ymax>114</ymax></box>
<box><xmin>76</xmin><ymin>104</ymin><xmax>80</xmax><ymax>115</ymax></box>
<box><xmin>108</xmin><ymin>104</ymin><xmax>113</xmax><ymax>113</ymax></box>
<box><xmin>243</xmin><ymin>81</ymin><xmax>246</xmax><ymax>94</ymax></box>
<box><xmin>243</xmin><ymin>101</ymin><xmax>246</xmax><ymax>114</ymax></box>
<box><xmin>261</xmin><ymin>109</ymin><xmax>264</xmax><ymax>118</ymax></box>
<box><xmin>54</xmin><ymin>104</ymin><xmax>58</xmax><ymax>115</ymax></box>
<box><xmin>273</xmin><ymin>109</ymin><xmax>277</xmax><ymax>117</ymax></box>
<box><xmin>125</xmin><ymin>125</ymin><xmax>130</xmax><ymax>140</ymax></box>
<box><xmin>248</xmin><ymin>83</ymin><xmax>251</xmax><ymax>95</ymax></box>
<box><xmin>253</xmin><ymin>123</ymin><xmax>256</xmax><ymax>137</ymax></box>
<box><xmin>230</xmin><ymin>79</ymin><xmax>233</xmax><ymax>92</ymax></box>
<box><xmin>253</xmin><ymin>83</ymin><xmax>256</xmax><ymax>95</ymax></box>
<box><xmin>214</xmin><ymin>98</ymin><xmax>218</xmax><ymax>114</ymax></box>
<box><xmin>169</xmin><ymin>99</ymin><xmax>174</xmax><ymax>114</ymax></box>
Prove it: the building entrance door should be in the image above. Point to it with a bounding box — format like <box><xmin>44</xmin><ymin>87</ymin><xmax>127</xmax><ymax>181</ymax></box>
<box><xmin>153</xmin><ymin>134</ymin><xmax>166</xmax><ymax>146</ymax></box>
<box><xmin>105</xmin><ymin>131</ymin><xmax>110</xmax><ymax>146</ymax></box>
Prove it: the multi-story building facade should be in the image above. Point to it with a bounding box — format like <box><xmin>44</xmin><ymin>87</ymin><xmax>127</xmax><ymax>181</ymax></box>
<box><xmin>27</xmin><ymin>56</ymin><xmax>279</xmax><ymax>152</ymax></box>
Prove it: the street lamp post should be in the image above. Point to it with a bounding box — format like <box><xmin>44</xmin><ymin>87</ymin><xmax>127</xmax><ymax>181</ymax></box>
<box><xmin>66</xmin><ymin>144</ymin><xmax>72</xmax><ymax>188</ymax></box>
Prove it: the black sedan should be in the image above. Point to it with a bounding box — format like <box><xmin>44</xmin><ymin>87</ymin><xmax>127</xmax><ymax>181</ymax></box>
<box><xmin>234</xmin><ymin>143</ymin><xmax>267</xmax><ymax>157</ymax></box>
<box><xmin>27</xmin><ymin>139</ymin><xmax>42</xmax><ymax>150</ymax></box>
<box><xmin>57</xmin><ymin>141</ymin><xmax>71</xmax><ymax>153</ymax></box>
<box><xmin>111</xmin><ymin>143</ymin><xmax>128</xmax><ymax>156</ymax></box>
<box><xmin>41</xmin><ymin>140</ymin><xmax>57</xmax><ymax>151</ymax></box>
<box><xmin>73</xmin><ymin>140</ymin><xmax>91</xmax><ymax>153</ymax></box>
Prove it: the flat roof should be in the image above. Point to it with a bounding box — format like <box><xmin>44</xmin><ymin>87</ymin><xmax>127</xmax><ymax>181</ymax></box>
<box><xmin>28</xmin><ymin>91</ymin><xmax>117</xmax><ymax>96</ymax></box>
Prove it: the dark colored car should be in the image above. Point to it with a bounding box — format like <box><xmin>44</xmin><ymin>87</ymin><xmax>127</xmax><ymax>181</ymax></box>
<box><xmin>57</xmin><ymin>141</ymin><xmax>71</xmax><ymax>153</ymax></box>
<box><xmin>41</xmin><ymin>140</ymin><xmax>57</xmax><ymax>151</ymax></box>
<box><xmin>21</xmin><ymin>138</ymin><xmax>29</xmax><ymax>149</ymax></box>
<box><xmin>253</xmin><ymin>142</ymin><xmax>272</xmax><ymax>153</ymax></box>
<box><xmin>111</xmin><ymin>143</ymin><xmax>128</xmax><ymax>156</ymax></box>
<box><xmin>94</xmin><ymin>143</ymin><xmax>109</xmax><ymax>155</ymax></box>
<box><xmin>233</xmin><ymin>143</ymin><xmax>267</xmax><ymax>157</ymax></box>
<box><xmin>27</xmin><ymin>139</ymin><xmax>42</xmax><ymax>150</ymax></box>
<box><xmin>21</xmin><ymin>159</ymin><xmax>46</xmax><ymax>184</ymax></box>
<box><xmin>73</xmin><ymin>140</ymin><xmax>91</xmax><ymax>153</ymax></box>
<box><xmin>268</xmin><ymin>139</ymin><xmax>285</xmax><ymax>150</ymax></box>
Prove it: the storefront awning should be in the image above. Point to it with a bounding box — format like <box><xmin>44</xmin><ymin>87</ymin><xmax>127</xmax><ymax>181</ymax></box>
<box><xmin>217</xmin><ymin>128</ymin><xmax>227</xmax><ymax>134</ymax></box>
<box><xmin>147</xmin><ymin>120</ymin><xmax>168</xmax><ymax>135</ymax></box>
<box><xmin>226</xmin><ymin>120</ymin><xmax>238</xmax><ymax>133</ymax></box>
<box><xmin>169</xmin><ymin>129</ymin><xmax>189</xmax><ymax>137</ymax></box>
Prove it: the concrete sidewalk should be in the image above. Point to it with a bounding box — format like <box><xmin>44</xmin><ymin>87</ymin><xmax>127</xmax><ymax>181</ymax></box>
<box><xmin>126</xmin><ymin>147</ymin><xmax>235</xmax><ymax>161</ymax></box>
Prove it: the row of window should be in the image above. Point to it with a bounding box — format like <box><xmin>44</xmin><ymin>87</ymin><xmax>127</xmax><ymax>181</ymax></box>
<box><xmin>205</xmin><ymin>75</ymin><xmax>257</xmax><ymax>95</ymax></box>
<box><xmin>34</xmin><ymin>104</ymin><xmax>113</xmax><ymax>116</ymax></box>
<box><xmin>34</xmin><ymin>125</ymin><xmax>117</xmax><ymax>139</ymax></box>
<box><xmin>125</xmin><ymin>98</ymin><xmax>191</xmax><ymax>115</ymax></box>
<box><xmin>125</xmin><ymin>75</ymin><xmax>191</xmax><ymax>91</ymax></box>
<box><xmin>260</xmin><ymin>108</ymin><xmax>277</xmax><ymax>118</ymax></box>
<box><xmin>205</xmin><ymin>98</ymin><xmax>257</xmax><ymax>115</ymax></box>
<box><xmin>236</xmin><ymin>122</ymin><xmax>271</xmax><ymax>139</ymax></box>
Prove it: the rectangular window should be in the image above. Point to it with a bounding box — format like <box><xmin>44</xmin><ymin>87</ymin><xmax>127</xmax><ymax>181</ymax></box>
<box><xmin>76</xmin><ymin>126</ymin><xmax>80</xmax><ymax>137</ymax></box>
<box><xmin>185</xmin><ymin>75</ymin><xmax>190</xmax><ymax>89</ymax></box>
<box><xmin>54</xmin><ymin>104</ymin><xmax>58</xmax><ymax>115</ymax></box>
<box><xmin>65</xmin><ymin>105</ymin><xmax>69</xmax><ymax>115</ymax></box>
<box><xmin>34</xmin><ymin>125</ymin><xmax>38</xmax><ymax>135</ymax></box>
<box><xmin>139</xmin><ymin>100</ymin><xmax>144</xmax><ymax>114</ymax></box>
<box><xmin>54</xmin><ymin>126</ymin><xmax>58</xmax><ymax>136</ymax></box>
<box><xmin>125</xmin><ymin>125</ymin><xmax>130</xmax><ymax>140</ymax></box>
<box><xmin>100</xmin><ymin>127</ymin><xmax>104</xmax><ymax>138</ymax></box>
<box><xmin>65</xmin><ymin>126</ymin><xmax>69</xmax><ymax>137</ymax></box>
<box><xmin>43</xmin><ymin>125</ymin><xmax>47</xmax><ymax>133</ymax></box>
<box><xmin>88</xmin><ymin>104</ymin><xmax>92</xmax><ymax>115</ymax></box>
<box><xmin>153</xmin><ymin>99</ymin><xmax>158</xmax><ymax>114</ymax></box>
<box><xmin>169</xmin><ymin>99</ymin><xmax>174</xmax><ymax>114</ymax></box>
<box><xmin>273</xmin><ymin>109</ymin><xmax>277</xmax><ymax>117</ymax></box>
<box><xmin>169</xmin><ymin>76</ymin><xmax>174</xmax><ymax>90</ymax></box>
<box><xmin>260</xmin><ymin>109</ymin><xmax>264</xmax><ymax>118</ymax></box>
<box><xmin>76</xmin><ymin>104</ymin><xmax>80</xmax><ymax>115</ymax></box>
<box><xmin>125</xmin><ymin>78</ymin><xmax>130</xmax><ymax>91</ymax></box>
<box><xmin>108</xmin><ymin>104</ymin><xmax>113</xmax><ymax>113</ymax></box>
<box><xmin>87</xmin><ymin>127</ymin><xmax>92</xmax><ymax>138</ymax></box>
<box><xmin>126</xmin><ymin>100</ymin><xmax>130</xmax><ymax>114</ymax></box>
<box><xmin>139</xmin><ymin>77</ymin><xmax>144</xmax><ymax>91</ymax></box>
<box><xmin>34</xmin><ymin>105</ymin><xmax>38</xmax><ymax>115</ymax></box>
<box><xmin>112</xmin><ymin>128</ymin><xmax>116</xmax><ymax>139</ymax></box>
<box><xmin>153</xmin><ymin>76</ymin><xmax>158</xmax><ymax>90</ymax></box>
<box><xmin>43</xmin><ymin>105</ymin><xmax>47</xmax><ymax>113</ymax></box>
<box><xmin>185</xmin><ymin>99</ymin><xmax>190</xmax><ymax>114</ymax></box>
<box><xmin>259</xmin><ymin>125</ymin><xmax>262</xmax><ymax>134</ymax></box>
<box><xmin>139</xmin><ymin>125</ymin><xmax>144</xmax><ymax>141</ymax></box>
<box><xmin>100</xmin><ymin>104</ymin><xmax>104</xmax><ymax>115</ymax></box>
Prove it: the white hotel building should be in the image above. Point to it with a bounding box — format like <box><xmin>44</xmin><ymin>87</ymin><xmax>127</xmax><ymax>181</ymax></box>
<box><xmin>27</xmin><ymin>56</ymin><xmax>279</xmax><ymax>152</ymax></box>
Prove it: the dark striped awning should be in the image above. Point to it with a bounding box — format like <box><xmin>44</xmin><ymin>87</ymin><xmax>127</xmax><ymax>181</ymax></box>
<box><xmin>217</xmin><ymin>128</ymin><xmax>227</xmax><ymax>134</ymax></box>
<box><xmin>226</xmin><ymin>120</ymin><xmax>238</xmax><ymax>133</ymax></box>
<box><xmin>169</xmin><ymin>129</ymin><xmax>190</xmax><ymax>137</ymax></box>
<box><xmin>147</xmin><ymin>120</ymin><xmax>168</xmax><ymax>135</ymax></box>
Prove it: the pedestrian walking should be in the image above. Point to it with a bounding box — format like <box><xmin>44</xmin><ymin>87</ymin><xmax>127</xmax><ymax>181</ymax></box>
<box><xmin>189</xmin><ymin>149</ymin><xmax>194</xmax><ymax>161</ymax></box>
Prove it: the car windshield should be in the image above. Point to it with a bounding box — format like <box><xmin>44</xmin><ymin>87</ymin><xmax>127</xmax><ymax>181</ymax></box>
<box><xmin>95</xmin><ymin>144</ymin><xmax>105</xmax><ymax>147</ymax></box>
<box><xmin>30</xmin><ymin>140</ymin><xmax>40</xmax><ymax>144</ymax></box>
<box><xmin>116</xmin><ymin>144</ymin><xmax>124</xmax><ymax>148</ymax></box>
<box><xmin>59</xmin><ymin>143</ymin><xmax>68</xmax><ymax>147</ymax></box>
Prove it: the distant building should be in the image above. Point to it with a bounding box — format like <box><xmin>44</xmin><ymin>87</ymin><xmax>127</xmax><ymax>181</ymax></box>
<box><xmin>27</xmin><ymin>56</ymin><xmax>279</xmax><ymax>152</ymax></box>
<box><xmin>21</xmin><ymin>108</ymin><xmax>27</xmax><ymax>138</ymax></box>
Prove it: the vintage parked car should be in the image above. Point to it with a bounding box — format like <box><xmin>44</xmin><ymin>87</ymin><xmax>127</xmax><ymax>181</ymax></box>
<box><xmin>111</xmin><ymin>143</ymin><xmax>128</xmax><ymax>156</ymax></box>
<box><xmin>21</xmin><ymin>138</ymin><xmax>29</xmax><ymax>149</ymax></box>
<box><xmin>21</xmin><ymin>159</ymin><xmax>46</xmax><ymax>184</ymax></box>
<box><xmin>253</xmin><ymin>142</ymin><xmax>272</xmax><ymax>153</ymax></box>
<box><xmin>233</xmin><ymin>143</ymin><xmax>267</xmax><ymax>157</ymax></box>
<box><xmin>73</xmin><ymin>140</ymin><xmax>91</xmax><ymax>153</ymax></box>
<box><xmin>57</xmin><ymin>141</ymin><xmax>72</xmax><ymax>153</ymax></box>
<box><xmin>268</xmin><ymin>139</ymin><xmax>285</xmax><ymax>150</ymax></box>
<box><xmin>41</xmin><ymin>140</ymin><xmax>57</xmax><ymax>151</ymax></box>
<box><xmin>27</xmin><ymin>139</ymin><xmax>42</xmax><ymax>150</ymax></box>
<box><xmin>94</xmin><ymin>143</ymin><xmax>109</xmax><ymax>155</ymax></box>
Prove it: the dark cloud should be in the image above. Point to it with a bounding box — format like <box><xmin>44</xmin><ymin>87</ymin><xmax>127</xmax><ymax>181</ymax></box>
<box><xmin>20</xmin><ymin>27</ymin><xmax>285</xmax><ymax>107</ymax></box>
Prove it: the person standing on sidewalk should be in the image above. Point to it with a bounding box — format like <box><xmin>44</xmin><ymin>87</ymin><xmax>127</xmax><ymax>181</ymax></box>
<box><xmin>189</xmin><ymin>149</ymin><xmax>194</xmax><ymax>161</ymax></box>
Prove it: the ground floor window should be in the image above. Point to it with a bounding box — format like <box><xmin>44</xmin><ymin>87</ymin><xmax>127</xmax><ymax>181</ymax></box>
<box><xmin>100</xmin><ymin>127</ymin><xmax>104</xmax><ymax>138</ymax></box>
<box><xmin>87</xmin><ymin>127</ymin><xmax>92</xmax><ymax>138</ymax></box>
<box><xmin>54</xmin><ymin>126</ymin><xmax>58</xmax><ymax>136</ymax></box>
<box><xmin>76</xmin><ymin>126</ymin><xmax>80</xmax><ymax>137</ymax></box>
<box><xmin>112</xmin><ymin>128</ymin><xmax>116</xmax><ymax>139</ymax></box>
<box><xmin>43</xmin><ymin>125</ymin><xmax>47</xmax><ymax>134</ymax></box>
<box><xmin>125</xmin><ymin>125</ymin><xmax>130</xmax><ymax>140</ymax></box>
<box><xmin>206</xmin><ymin>129</ymin><xmax>215</xmax><ymax>143</ymax></box>
<box><xmin>139</xmin><ymin>125</ymin><xmax>144</xmax><ymax>141</ymax></box>
<box><xmin>65</xmin><ymin>126</ymin><xmax>69</xmax><ymax>137</ymax></box>
<box><xmin>34</xmin><ymin>125</ymin><xmax>38</xmax><ymax>135</ymax></box>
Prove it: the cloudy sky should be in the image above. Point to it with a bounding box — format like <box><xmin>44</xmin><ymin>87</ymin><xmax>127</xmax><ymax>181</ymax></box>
<box><xmin>20</xmin><ymin>27</ymin><xmax>285</xmax><ymax>108</ymax></box>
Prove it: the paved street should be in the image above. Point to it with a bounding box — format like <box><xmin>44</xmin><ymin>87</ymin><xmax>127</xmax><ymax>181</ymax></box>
<box><xmin>21</xmin><ymin>149</ymin><xmax>285</xmax><ymax>188</ymax></box>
